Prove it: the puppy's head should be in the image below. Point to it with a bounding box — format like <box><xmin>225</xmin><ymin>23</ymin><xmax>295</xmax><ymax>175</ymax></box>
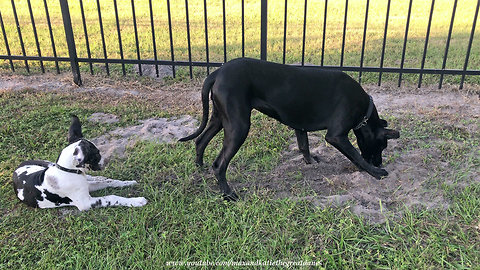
<box><xmin>354</xmin><ymin>116</ymin><xmax>399</xmax><ymax>167</ymax></box>
<box><xmin>68</xmin><ymin>115</ymin><xmax>103</xmax><ymax>171</ymax></box>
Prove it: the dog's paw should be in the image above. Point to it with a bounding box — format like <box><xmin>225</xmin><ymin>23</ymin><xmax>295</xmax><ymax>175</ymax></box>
<box><xmin>130</xmin><ymin>197</ymin><xmax>148</xmax><ymax>207</ymax></box>
<box><xmin>303</xmin><ymin>154</ymin><xmax>321</xmax><ymax>164</ymax></box>
<box><xmin>222</xmin><ymin>192</ymin><xmax>239</xmax><ymax>202</ymax></box>
<box><xmin>370</xmin><ymin>167</ymin><xmax>388</xmax><ymax>179</ymax></box>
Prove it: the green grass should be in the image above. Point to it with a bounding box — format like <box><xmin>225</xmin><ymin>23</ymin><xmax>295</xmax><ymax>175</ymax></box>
<box><xmin>1</xmin><ymin>86</ymin><xmax>479</xmax><ymax>269</ymax></box>
<box><xmin>1</xmin><ymin>0</ymin><xmax>480</xmax><ymax>84</ymax></box>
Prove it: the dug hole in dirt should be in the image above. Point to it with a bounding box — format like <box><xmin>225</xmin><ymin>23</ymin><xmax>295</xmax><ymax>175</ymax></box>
<box><xmin>1</xmin><ymin>73</ymin><xmax>479</xmax><ymax>223</ymax></box>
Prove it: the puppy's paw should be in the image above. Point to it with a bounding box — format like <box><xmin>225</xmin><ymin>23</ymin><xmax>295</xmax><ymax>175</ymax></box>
<box><xmin>130</xmin><ymin>197</ymin><xmax>148</xmax><ymax>207</ymax></box>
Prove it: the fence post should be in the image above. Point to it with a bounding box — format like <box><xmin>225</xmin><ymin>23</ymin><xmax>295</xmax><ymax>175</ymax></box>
<box><xmin>260</xmin><ymin>0</ymin><xmax>267</xmax><ymax>61</ymax></box>
<box><xmin>59</xmin><ymin>0</ymin><xmax>82</xmax><ymax>86</ymax></box>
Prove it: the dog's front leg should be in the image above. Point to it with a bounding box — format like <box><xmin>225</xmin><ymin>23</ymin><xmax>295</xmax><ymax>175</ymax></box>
<box><xmin>86</xmin><ymin>175</ymin><xmax>137</xmax><ymax>192</ymax></box>
<box><xmin>295</xmin><ymin>130</ymin><xmax>320</xmax><ymax>164</ymax></box>
<box><xmin>76</xmin><ymin>195</ymin><xmax>147</xmax><ymax>210</ymax></box>
<box><xmin>325</xmin><ymin>134</ymin><xmax>388</xmax><ymax>179</ymax></box>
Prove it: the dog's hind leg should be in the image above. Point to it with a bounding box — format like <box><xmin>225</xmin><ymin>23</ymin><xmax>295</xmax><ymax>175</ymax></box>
<box><xmin>212</xmin><ymin>113</ymin><xmax>251</xmax><ymax>201</ymax></box>
<box><xmin>86</xmin><ymin>175</ymin><xmax>137</xmax><ymax>192</ymax></box>
<box><xmin>195</xmin><ymin>108</ymin><xmax>223</xmax><ymax>167</ymax></box>
<box><xmin>295</xmin><ymin>130</ymin><xmax>320</xmax><ymax>164</ymax></box>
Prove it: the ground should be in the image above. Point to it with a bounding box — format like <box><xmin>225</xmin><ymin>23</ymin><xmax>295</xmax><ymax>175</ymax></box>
<box><xmin>1</xmin><ymin>72</ymin><xmax>478</xmax><ymax>225</ymax></box>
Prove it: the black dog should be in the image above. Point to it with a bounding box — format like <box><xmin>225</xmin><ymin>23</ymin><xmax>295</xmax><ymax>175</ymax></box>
<box><xmin>180</xmin><ymin>58</ymin><xmax>399</xmax><ymax>200</ymax></box>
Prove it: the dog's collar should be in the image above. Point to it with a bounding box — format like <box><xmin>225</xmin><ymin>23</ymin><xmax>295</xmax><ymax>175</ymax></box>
<box><xmin>353</xmin><ymin>95</ymin><xmax>374</xmax><ymax>130</ymax></box>
<box><xmin>55</xmin><ymin>164</ymin><xmax>84</xmax><ymax>175</ymax></box>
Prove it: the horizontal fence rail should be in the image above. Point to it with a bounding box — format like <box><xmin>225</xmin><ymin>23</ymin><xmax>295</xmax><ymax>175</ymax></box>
<box><xmin>1</xmin><ymin>0</ymin><xmax>479</xmax><ymax>89</ymax></box>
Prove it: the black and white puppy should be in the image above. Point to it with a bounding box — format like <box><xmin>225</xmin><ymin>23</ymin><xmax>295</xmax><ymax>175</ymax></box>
<box><xmin>12</xmin><ymin>115</ymin><xmax>147</xmax><ymax>211</ymax></box>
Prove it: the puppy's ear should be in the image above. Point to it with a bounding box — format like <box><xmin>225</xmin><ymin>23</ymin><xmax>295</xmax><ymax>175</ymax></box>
<box><xmin>384</xmin><ymin>128</ymin><xmax>400</xmax><ymax>140</ymax></box>
<box><xmin>68</xmin><ymin>115</ymin><xmax>83</xmax><ymax>144</ymax></box>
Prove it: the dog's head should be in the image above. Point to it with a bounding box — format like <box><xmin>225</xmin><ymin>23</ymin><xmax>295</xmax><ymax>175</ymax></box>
<box><xmin>67</xmin><ymin>115</ymin><xmax>103</xmax><ymax>171</ymax></box>
<box><xmin>354</xmin><ymin>115</ymin><xmax>400</xmax><ymax>167</ymax></box>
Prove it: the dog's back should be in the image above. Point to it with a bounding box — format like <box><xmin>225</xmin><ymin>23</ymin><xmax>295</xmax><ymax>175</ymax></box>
<box><xmin>13</xmin><ymin>160</ymin><xmax>52</xmax><ymax>207</ymax></box>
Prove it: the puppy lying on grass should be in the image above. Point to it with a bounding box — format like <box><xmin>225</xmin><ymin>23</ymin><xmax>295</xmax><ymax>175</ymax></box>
<box><xmin>12</xmin><ymin>115</ymin><xmax>147</xmax><ymax>211</ymax></box>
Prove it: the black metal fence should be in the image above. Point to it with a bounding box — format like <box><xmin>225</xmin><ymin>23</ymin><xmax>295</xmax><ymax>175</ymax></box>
<box><xmin>1</xmin><ymin>0</ymin><xmax>479</xmax><ymax>89</ymax></box>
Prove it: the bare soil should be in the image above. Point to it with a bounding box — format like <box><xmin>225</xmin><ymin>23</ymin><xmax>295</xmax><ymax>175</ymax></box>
<box><xmin>90</xmin><ymin>114</ymin><xmax>198</xmax><ymax>164</ymax></box>
<box><xmin>1</xmin><ymin>72</ymin><xmax>479</xmax><ymax>223</ymax></box>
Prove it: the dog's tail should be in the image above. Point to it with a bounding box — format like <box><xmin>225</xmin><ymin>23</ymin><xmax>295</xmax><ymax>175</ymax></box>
<box><xmin>179</xmin><ymin>69</ymin><xmax>219</xmax><ymax>142</ymax></box>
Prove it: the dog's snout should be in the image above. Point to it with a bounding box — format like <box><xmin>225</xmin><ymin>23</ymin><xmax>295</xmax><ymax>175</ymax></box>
<box><xmin>97</xmin><ymin>157</ymin><xmax>107</xmax><ymax>170</ymax></box>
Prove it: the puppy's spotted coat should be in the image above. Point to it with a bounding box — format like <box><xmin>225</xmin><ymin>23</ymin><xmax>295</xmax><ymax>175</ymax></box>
<box><xmin>12</xmin><ymin>115</ymin><xmax>147</xmax><ymax>211</ymax></box>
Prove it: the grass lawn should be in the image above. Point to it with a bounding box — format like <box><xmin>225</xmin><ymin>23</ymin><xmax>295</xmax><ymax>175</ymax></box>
<box><xmin>0</xmin><ymin>75</ymin><xmax>479</xmax><ymax>268</ymax></box>
<box><xmin>1</xmin><ymin>0</ymin><xmax>480</xmax><ymax>84</ymax></box>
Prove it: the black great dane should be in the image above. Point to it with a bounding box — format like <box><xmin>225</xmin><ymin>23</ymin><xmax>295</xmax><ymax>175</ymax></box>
<box><xmin>180</xmin><ymin>58</ymin><xmax>400</xmax><ymax>201</ymax></box>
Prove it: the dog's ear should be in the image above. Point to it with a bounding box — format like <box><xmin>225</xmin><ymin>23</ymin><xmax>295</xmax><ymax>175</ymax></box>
<box><xmin>68</xmin><ymin>115</ymin><xmax>83</xmax><ymax>144</ymax></box>
<box><xmin>379</xmin><ymin>119</ymin><xmax>388</xmax><ymax>127</ymax></box>
<box><xmin>384</xmin><ymin>128</ymin><xmax>400</xmax><ymax>140</ymax></box>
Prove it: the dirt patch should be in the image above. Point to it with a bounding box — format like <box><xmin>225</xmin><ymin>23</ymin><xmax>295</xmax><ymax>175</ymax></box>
<box><xmin>235</xmin><ymin>136</ymin><xmax>455</xmax><ymax>224</ymax></box>
<box><xmin>90</xmin><ymin>115</ymin><xmax>198</xmax><ymax>163</ymax></box>
<box><xmin>88</xmin><ymin>113</ymin><xmax>120</xmax><ymax>124</ymax></box>
<box><xmin>368</xmin><ymin>85</ymin><xmax>480</xmax><ymax>134</ymax></box>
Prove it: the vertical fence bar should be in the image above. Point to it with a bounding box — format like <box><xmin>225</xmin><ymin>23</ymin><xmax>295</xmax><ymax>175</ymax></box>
<box><xmin>11</xmin><ymin>0</ymin><xmax>29</xmax><ymax>72</ymax></box>
<box><xmin>460</xmin><ymin>0</ymin><xmax>479</xmax><ymax>89</ymax></box>
<box><xmin>27</xmin><ymin>0</ymin><xmax>44</xmax><ymax>73</ymax></box>
<box><xmin>96</xmin><ymin>0</ymin><xmax>109</xmax><ymax>75</ymax></box>
<box><xmin>131</xmin><ymin>0</ymin><xmax>141</xmax><ymax>76</ymax></box>
<box><xmin>321</xmin><ymin>0</ymin><xmax>327</xmax><ymax>67</ymax></box>
<box><xmin>0</xmin><ymin>11</ymin><xmax>14</xmax><ymax>72</ymax></box>
<box><xmin>43</xmin><ymin>0</ymin><xmax>59</xmax><ymax>74</ymax></box>
<box><xmin>282</xmin><ymin>0</ymin><xmax>287</xmax><ymax>64</ymax></box>
<box><xmin>185</xmin><ymin>0</ymin><xmax>193</xmax><ymax>79</ymax></box>
<box><xmin>439</xmin><ymin>0</ymin><xmax>458</xmax><ymax>89</ymax></box>
<box><xmin>59</xmin><ymin>0</ymin><xmax>81</xmax><ymax>85</ymax></box>
<box><xmin>113</xmin><ymin>0</ymin><xmax>125</xmax><ymax>76</ymax></box>
<box><xmin>359</xmin><ymin>0</ymin><xmax>369</xmax><ymax>84</ymax></box>
<box><xmin>398</xmin><ymin>0</ymin><xmax>413</xmax><ymax>87</ymax></box>
<box><xmin>378</xmin><ymin>0</ymin><xmax>391</xmax><ymax>86</ymax></box>
<box><xmin>301</xmin><ymin>0</ymin><xmax>307</xmax><ymax>66</ymax></box>
<box><xmin>203</xmin><ymin>0</ymin><xmax>210</xmax><ymax>75</ymax></box>
<box><xmin>79</xmin><ymin>0</ymin><xmax>93</xmax><ymax>75</ymax></box>
<box><xmin>340</xmin><ymin>0</ymin><xmax>348</xmax><ymax>68</ymax></box>
<box><xmin>418</xmin><ymin>0</ymin><xmax>435</xmax><ymax>88</ymax></box>
<box><xmin>242</xmin><ymin>0</ymin><xmax>245</xmax><ymax>58</ymax></box>
<box><xmin>222</xmin><ymin>0</ymin><xmax>227</xmax><ymax>62</ymax></box>
<box><xmin>166</xmin><ymin>0</ymin><xmax>176</xmax><ymax>78</ymax></box>
<box><xmin>149</xmin><ymin>0</ymin><xmax>159</xmax><ymax>77</ymax></box>
<box><xmin>260</xmin><ymin>0</ymin><xmax>268</xmax><ymax>60</ymax></box>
